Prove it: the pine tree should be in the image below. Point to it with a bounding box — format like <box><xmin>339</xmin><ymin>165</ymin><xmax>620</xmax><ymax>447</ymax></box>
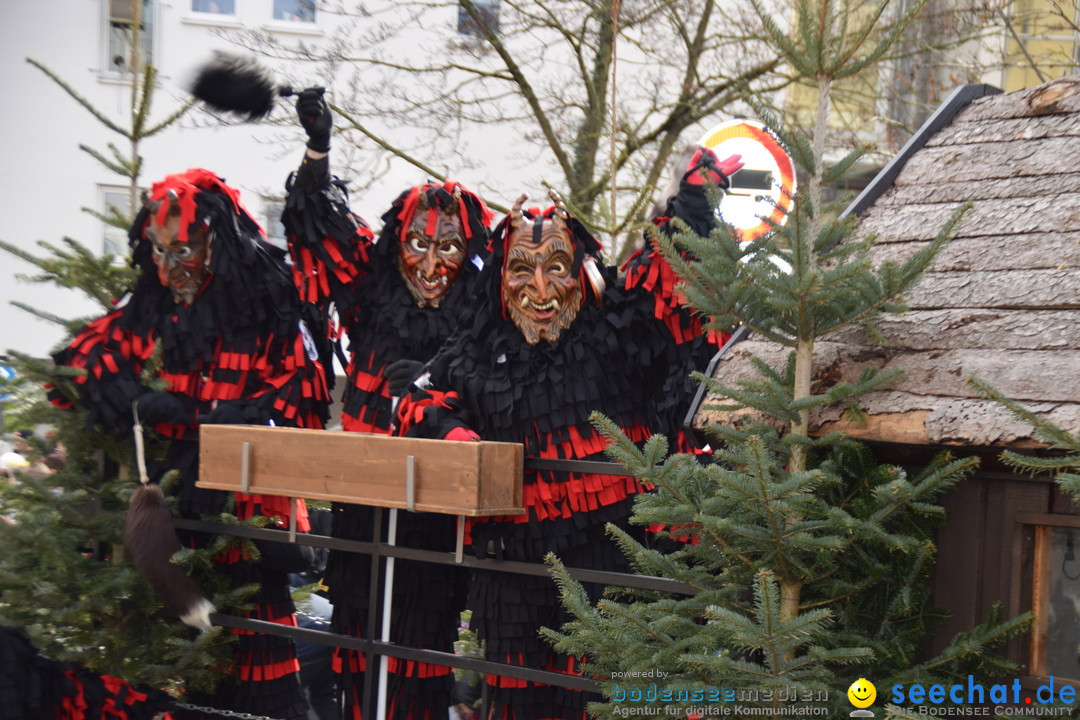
<box><xmin>0</xmin><ymin>0</ymin><xmax>239</xmax><ymax>695</ymax></box>
<box><xmin>0</xmin><ymin>246</ymin><xmax>248</xmax><ymax>696</ymax></box>
<box><xmin>970</xmin><ymin>379</ymin><xmax>1080</xmax><ymax>497</ymax></box>
<box><xmin>545</xmin><ymin>0</ymin><xmax>1031</xmax><ymax>716</ymax></box>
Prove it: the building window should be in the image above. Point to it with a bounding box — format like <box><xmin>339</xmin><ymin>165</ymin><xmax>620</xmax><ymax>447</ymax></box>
<box><xmin>191</xmin><ymin>0</ymin><xmax>235</xmax><ymax>14</ymax></box>
<box><xmin>100</xmin><ymin>187</ymin><xmax>134</xmax><ymax>257</ymax></box>
<box><xmin>107</xmin><ymin>0</ymin><xmax>154</xmax><ymax>73</ymax></box>
<box><xmin>1030</xmin><ymin>520</ymin><xmax>1080</xmax><ymax>680</ymax></box>
<box><xmin>274</xmin><ymin>0</ymin><xmax>316</xmax><ymax>22</ymax></box>
<box><xmin>458</xmin><ymin>0</ymin><xmax>499</xmax><ymax>36</ymax></box>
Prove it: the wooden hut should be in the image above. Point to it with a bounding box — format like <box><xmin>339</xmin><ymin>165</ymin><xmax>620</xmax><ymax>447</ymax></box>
<box><xmin>691</xmin><ymin>74</ymin><xmax>1080</xmax><ymax>685</ymax></box>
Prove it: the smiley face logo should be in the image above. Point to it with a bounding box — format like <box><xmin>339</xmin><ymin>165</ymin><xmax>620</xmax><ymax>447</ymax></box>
<box><xmin>847</xmin><ymin>678</ymin><xmax>876</xmax><ymax>708</ymax></box>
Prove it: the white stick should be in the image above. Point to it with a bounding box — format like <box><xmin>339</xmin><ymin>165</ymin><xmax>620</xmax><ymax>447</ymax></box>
<box><xmin>132</xmin><ymin>401</ymin><xmax>149</xmax><ymax>486</ymax></box>
<box><xmin>376</xmin><ymin>505</ymin><xmax>399</xmax><ymax>719</ymax></box>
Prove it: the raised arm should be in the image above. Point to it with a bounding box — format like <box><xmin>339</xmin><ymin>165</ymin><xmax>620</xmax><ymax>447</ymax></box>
<box><xmin>622</xmin><ymin>146</ymin><xmax>742</xmax><ymax>347</ymax></box>
<box><xmin>281</xmin><ymin>87</ymin><xmax>374</xmax><ymax>333</ymax></box>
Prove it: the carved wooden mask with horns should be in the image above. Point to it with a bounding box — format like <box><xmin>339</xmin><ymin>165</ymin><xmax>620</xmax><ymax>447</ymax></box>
<box><xmin>502</xmin><ymin>190</ymin><xmax>584</xmax><ymax>344</ymax></box>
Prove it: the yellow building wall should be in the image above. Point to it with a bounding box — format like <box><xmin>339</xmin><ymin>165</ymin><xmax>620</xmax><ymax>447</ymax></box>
<box><xmin>1002</xmin><ymin>0</ymin><xmax>1078</xmax><ymax>91</ymax></box>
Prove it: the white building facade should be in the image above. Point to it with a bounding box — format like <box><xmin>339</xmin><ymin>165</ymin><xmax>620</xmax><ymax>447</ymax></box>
<box><xmin>0</xmin><ymin>0</ymin><xmax>510</xmax><ymax>360</ymax></box>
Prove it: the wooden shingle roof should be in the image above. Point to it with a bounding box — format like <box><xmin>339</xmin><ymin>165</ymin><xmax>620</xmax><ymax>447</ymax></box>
<box><xmin>692</xmin><ymin>75</ymin><xmax>1080</xmax><ymax>449</ymax></box>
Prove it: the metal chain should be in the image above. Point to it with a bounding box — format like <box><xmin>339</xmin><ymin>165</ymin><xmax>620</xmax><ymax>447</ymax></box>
<box><xmin>153</xmin><ymin>608</ymin><xmax>328</xmax><ymax>720</ymax></box>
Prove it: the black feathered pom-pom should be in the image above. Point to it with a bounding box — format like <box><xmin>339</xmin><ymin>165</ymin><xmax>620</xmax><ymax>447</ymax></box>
<box><xmin>125</xmin><ymin>483</ymin><xmax>214</xmax><ymax>629</ymax></box>
<box><xmin>189</xmin><ymin>50</ymin><xmax>281</xmax><ymax>121</ymax></box>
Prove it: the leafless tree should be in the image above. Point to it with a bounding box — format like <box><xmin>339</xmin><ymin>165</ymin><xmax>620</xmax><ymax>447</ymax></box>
<box><xmin>225</xmin><ymin>0</ymin><xmax>796</xmax><ymax>259</ymax></box>
<box><xmin>221</xmin><ymin>0</ymin><xmax>1048</xmax><ymax>259</ymax></box>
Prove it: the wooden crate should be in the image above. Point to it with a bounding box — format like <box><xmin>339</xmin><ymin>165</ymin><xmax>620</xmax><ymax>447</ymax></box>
<box><xmin>197</xmin><ymin>425</ymin><xmax>524</xmax><ymax>517</ymax></box>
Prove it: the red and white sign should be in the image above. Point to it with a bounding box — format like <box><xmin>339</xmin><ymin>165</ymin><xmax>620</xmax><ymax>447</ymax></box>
<box><xmin>699</xmin><ymin>119</ymin><xmax>796</xmax><ymax>243</ymax></box>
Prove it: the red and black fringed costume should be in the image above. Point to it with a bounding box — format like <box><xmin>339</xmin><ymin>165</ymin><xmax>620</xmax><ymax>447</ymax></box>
<box><xmin>282</xmin><ymin>153</ymin><xmax>492</xmax><ymax>719</ymax></box>
<box><xmin>622</xmin><ymin>160</ymin><xmax>734</xmax><ymax>452</ymax></box>
<box><xmin>1</xmin><ymin>625</ymin><xmax>175</xmax><ymax>720</ymax></box>
<box><xmin>394</xmin><ymin>177</ymin><xmax>731</xmax><ymax>720</ymax></box>
<box><xmin>50</xmin><ymin>169</ymin><xmax>330</xmax><ymax>720</ymax></box>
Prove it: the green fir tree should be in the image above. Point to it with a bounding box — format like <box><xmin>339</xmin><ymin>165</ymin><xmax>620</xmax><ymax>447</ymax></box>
<box><xmin>0</xmin><ymin>0</ymin><xmax>242</xmax><ymax>697</ymax></box>
<box><xmin>545</xmin><ymin>0</ymin><xmax>1031</xmax><ymax>716</ymax></box>
<box><xmin>970</xmin><ymin>378</ymin><xmax>1080</xmax><ymax>497</ymax></box>
<box><xmin>965</xmin><ymin>381</ymin><xmax>1080</xmax><ymax>720</ymax></box>
<box><xmin>0</xmin><ymin>248</ymin><xmax>245</xmax><ymax>695</ymax></box>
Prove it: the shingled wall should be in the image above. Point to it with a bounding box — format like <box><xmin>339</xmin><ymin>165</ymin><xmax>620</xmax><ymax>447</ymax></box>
<box><xmin>693</xmin><ymin>74</ymin><xmax>1080</xmax><ymax>449</ymax></box>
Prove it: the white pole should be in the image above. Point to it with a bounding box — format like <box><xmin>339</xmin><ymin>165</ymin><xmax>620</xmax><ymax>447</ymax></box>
<box><xmin>377</xmin><ymin>444</ymin><xmax>411</xmax><ymax>720</ymax></box>
<box><xmin>377</xmin><ymin>398</ymin><xmax>411</xmax><ymax>719</ymax></box>
<box><xmin>376</xmin><ymin>506</ymin><xmax>398</xmax><ymax>719</ymax></box>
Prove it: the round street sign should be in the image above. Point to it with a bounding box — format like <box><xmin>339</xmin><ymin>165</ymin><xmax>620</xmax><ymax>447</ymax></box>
<box><xmin>699</xmin><ymin>119</ymin><xmax>796</xmax><ymax>243</ymax></box>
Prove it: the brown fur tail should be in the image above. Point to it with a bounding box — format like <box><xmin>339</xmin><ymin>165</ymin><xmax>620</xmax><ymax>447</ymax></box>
<box><xmin>124</xmin><ymin>484</ymin><xmax>214</xmax><ymax>630</ymax></box>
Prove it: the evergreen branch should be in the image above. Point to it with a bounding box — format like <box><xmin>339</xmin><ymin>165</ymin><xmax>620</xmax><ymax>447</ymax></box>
<box><xmin>78</xmin><ymin>144</ymin><xmax>131</xmax><ymax>177</ymax></box>
<box><xmin>1001</xmin><ymin>453</ymin><xmax>1080</xmax><ymax>474</ymax></box>
<box><xmin>1</xmin><ymin>236</ymin><xmax>132</xmax><ymax>312</ymax></box>
<box><xmin>7</xmin><ymin>301</ymin><xmax>76</xmax><ymax>331</ymax></box>
<box><xmin>969</xmin><ymin>376</ymin><xmax>1080</xmax><ymax>455</ymax></box>
<box><xmin>813</xmin><ymin>202</ymin><xmax>968</xmax><ymax>337</ymax></box>
<box><xmin>144</xmin><ymin>99</ymin><xmax>195</xmax><ymax>137</ymax></box>
<box><xmin>864</xmin><ymin>452</ymin><xmax>975</xmax><ymax>529</ymax></box>
<box><xmin>788</xmin><ymin>366</ymin><xmax>905</xmax><ymax>413</ymax></box>
<box><xmin>82</xmin><ymin>204</ymin><xmax>131</xmax><ymax>233</ymax></box>
<box><xmin>909</xmin><ymin>604</ymin><xmax>1032</xmax><ymax>677</ymax></box>
<box><xmin>545</xmin><ymin>552</ymin><xmax>604</xmax><ymax>627</ymax></box>
<box><xmin>27</xmin><ymin>58</ymin><xmax>129</xmax><ymax>137</ymax></box>
<box><xmin>749</xmin><ymin>0</ymin><xmax>814</xmax><ymax>77</ymax></box>
<box><xmin>826</xmin><ymin>0</ymin><xmax>890</xmax><ymax>75</ymax></box>
<box><xmin>605</xmin><ymin>523</ymin><xmax>710</xmax><ymax>590</ymax></box>
<box><xmin>594</xmin><ymin>597</ymin><xmax>681</xmax><ymax>649</ymax></box>
<box><xmin>694</xmin><ymin>357</ymin><xmax>801</xmax><ymax>424</ymax></box>
<box><xmin>131</xmin><ymin>62</ymin><xmax>155</xmax><ymax>139</ymax></box>
<box><xmin>832</xmin><ymin>0</ymin><xmax>931</xmax><ymax>81</ymax></box>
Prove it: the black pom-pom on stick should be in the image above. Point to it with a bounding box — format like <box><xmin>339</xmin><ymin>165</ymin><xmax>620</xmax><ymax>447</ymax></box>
<box><xmin>125</xmin><ymin>483</ymin><xmax>214</xmax><ymax>630</ymax></box>
<box><xmin>189</xmin><ymin>50</ymin><xmax>297</xmax><ymax>121</ymax></box>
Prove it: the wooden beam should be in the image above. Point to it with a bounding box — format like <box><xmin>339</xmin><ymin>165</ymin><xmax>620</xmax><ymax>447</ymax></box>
<box><xmin>198</xmin><ymin>425</ymin><xmax>524</xmax><ymax>517</ymax></box>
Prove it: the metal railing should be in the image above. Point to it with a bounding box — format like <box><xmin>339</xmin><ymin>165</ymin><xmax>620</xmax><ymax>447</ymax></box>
<box><xmin>173</xmin><ymin>456</ymin><xmax>696</xmax><ymax>720</ymax></box>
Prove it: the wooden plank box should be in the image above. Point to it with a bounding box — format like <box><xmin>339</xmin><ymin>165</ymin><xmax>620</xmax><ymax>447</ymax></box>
<box><xmin>198</xmin><ymin>425</ymin><xmax>524</xmax><ymax>517</ymax></box>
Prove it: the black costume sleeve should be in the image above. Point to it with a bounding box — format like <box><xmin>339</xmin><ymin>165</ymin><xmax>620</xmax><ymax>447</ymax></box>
<box><xmin>395</xmin><ymin>386</ymin><xmax>480</xmax><ymax>441</ymax></box>
<box><xmin>282</xmin><ymin>153</ymin><xmax>374</xmax><ymax>334</ymax></box>
<box><xmin>1</xmin><ymin>625</ymin><xmax>175</xmax><ymax>720</ymax></box>
<box><xmin>49</xmin><ymin>303</ymin><xmax>172</xmax><ymax>433</ymax></box>
<box><xmin>622</xmin><ymin>179</ymin><xmax>731</xmax><ymax>349</ymax></box>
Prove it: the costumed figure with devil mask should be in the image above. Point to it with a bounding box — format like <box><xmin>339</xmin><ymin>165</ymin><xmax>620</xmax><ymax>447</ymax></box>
<box><xmin>50</xmin><ymin>169</ymin><xmax>330</xmax><ymax>720</ymax></box>
<box><xmin>280</xmin><ymin>88</ymin><xmax>493</xmax><ymax>720</ymax></box>
<box><xmin>623</xmin><ymin>146</ymin><xmax>745</xmax><ymax>453</ymax></box>
<box><xmin>394</xmin><ymin>147</ymin><xmax>742</xmax><ymax>720</ymax></box>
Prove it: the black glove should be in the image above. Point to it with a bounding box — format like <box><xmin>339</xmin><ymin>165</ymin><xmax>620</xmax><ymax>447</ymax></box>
<box><xmin>197</xmin><ymin>402</ymin><xmax>248</xmax><ymax>426</ymax></box>
<box><xmin>254</xmin><ymin>536</ymin><xmax>316</xmax><ymax>575</ymax></box>
<box><xmin>295</xmin><ymin>87</ymin><xmax>331</xmax><ymax>153</ymax></box>
<box><xmin>136</xmin><ymin>391</ymin><xmax>189</xmax><ymax>425</ymax></box>
<box><xmin>384</xmin><ymin>359</ymin><xmax>424</xmax><ymax>397</ymax></box>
